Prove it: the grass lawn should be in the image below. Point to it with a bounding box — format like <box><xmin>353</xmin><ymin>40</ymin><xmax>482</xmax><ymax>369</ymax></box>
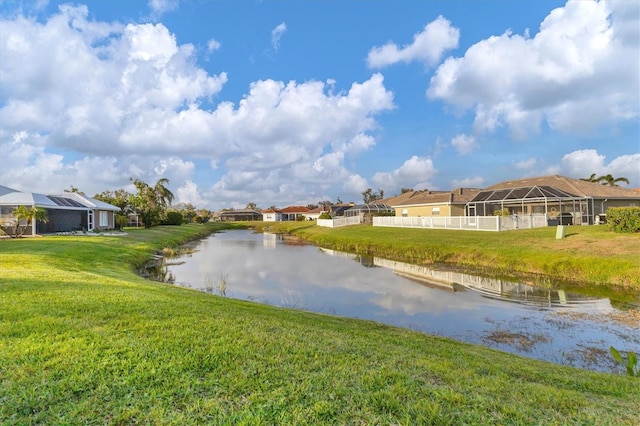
<box><xmin>252</xmin><ymin>221</ymin><xmax>640</xmax><ymax>290</ymax></box>
<box><xmin>1</xmin><ymin>223</ymin><xmax>639</xmax><ymax>425</ymax></box>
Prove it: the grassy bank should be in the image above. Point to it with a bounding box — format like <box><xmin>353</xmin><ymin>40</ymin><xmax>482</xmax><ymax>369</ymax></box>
<box><xmin>252</xmin><ymin>221</ymin><xmax>640</xmax><ymax>290</ymax></box>
<box><xmin>1</xmin><ymin>224</ymin><xmax>639</xmax><ymax>425</ymax></box>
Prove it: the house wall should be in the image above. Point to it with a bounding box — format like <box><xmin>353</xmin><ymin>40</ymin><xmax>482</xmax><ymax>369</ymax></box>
<box><xmin>450</xmin><ymin>205</ymin><xmax>466</xmax><ymax>216</ymax></box>
<box><xmin>263</xmin><ymin>212</ymin><xmax>281</xmax><ymax>222</ymax></box>
<box><xmin>395</xmin><ymin>204</ymin><xmax>453</xmax><ymax>217</ymax></box>
<box><xmin>95</xmin><ymin>210</ymin><xmax>115</xmax><ymax>230</ymax></box>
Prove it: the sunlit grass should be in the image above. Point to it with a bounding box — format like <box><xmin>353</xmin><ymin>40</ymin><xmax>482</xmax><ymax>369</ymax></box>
<box><xmin>1</xmin><ymin>223</ymin><xmax>639</xmax><ymax>424</ymax></box>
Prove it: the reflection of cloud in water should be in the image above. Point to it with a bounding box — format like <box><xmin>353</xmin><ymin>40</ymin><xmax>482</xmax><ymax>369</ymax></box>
<box><xmin>169</xmin><ymin>231</ymin><xmax>484</xmax><ymax>316</ymax></box>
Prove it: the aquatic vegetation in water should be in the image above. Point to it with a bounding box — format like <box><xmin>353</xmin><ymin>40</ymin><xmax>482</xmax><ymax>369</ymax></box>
<box><xmin>610</xmin><ymin>346</ymin><xmax>639</xmax><ymax>377</ymax></box>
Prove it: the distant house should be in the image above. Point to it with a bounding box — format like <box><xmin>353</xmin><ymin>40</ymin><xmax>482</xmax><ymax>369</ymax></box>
<box><xmin>327</xmin><ymin>203</ymin><xmax>354</xmax><ymax>217</ymax></box>
<box><xmin>466</xmin><ymin>175</ymin><xmax>640</xmax><ymax>225</ymax></box>
<box><xmin>262</xmin><ymin>208</ymin><xmax>283</xmax><ymax>222</ymax></box>
<box><xmin>391</xmin><ymin>188</ymin><xmax>482</xmax><ymax>218</ymax></box>
<box><xmin>0</xmin><ymin>185</ymin><xmax>120</xmax><ymax>235</ymax></box>
<box><xmin>219</xmin><ymin>209</ymin><xmax>263</xmax><ymax>221</ymax></box>
<box><xmin>305</xmin><ymin>206</ymin><xmax>329</xmax><ymax>221</ymax></box>
<box><xmin>344</xmin><ymin>203</ymin><xmax>394</xmax><ymax>223</ymax></box>
<box><xmin>279</xmin><ymin>206</ymin><xmax>310</xmax><ymax>221</ymax></box>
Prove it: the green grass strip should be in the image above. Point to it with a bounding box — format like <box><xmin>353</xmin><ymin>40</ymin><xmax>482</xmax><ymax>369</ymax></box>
<box><xmin>1</xmin><ymin>223</ymin><xmax>639</xmax><ymax>425</ymax></box>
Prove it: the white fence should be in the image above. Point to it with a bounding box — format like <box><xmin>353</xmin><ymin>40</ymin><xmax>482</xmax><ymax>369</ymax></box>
<box><xmin>317</xmin><ymin>216</ymin><xmax>361</xmax><ymax>228</ymax></box>
<box><xmin>373</xmin><ymin>214</ymin><xmax>548</xmax><ymax>232</ymax></box>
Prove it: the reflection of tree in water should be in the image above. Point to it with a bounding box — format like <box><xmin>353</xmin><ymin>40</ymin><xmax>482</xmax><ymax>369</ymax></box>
<box><xmin>141</xmin><ymin>260</ymin><xmax>175</xmax><ymax>284</ymax></box>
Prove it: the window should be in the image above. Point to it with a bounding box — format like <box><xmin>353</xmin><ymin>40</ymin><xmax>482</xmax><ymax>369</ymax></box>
<box><xmin>99</xmin><ymin>211</ymin><xmax>109</xmax><ymax>227</ymax></box>
<box><xmin>432</xmin><ymin>207</ymin><xmax>440</xmax><ymax>216</ymax></box>
<box><xmin>402</xmin><ymin>209</ymin><xmax>408</xmax><ymax>217</ymax></box>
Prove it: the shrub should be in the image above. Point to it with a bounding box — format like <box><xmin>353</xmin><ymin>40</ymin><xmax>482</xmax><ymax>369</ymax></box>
<box><xmin>318</xmin><ymin>212</ymin><xmax>332</xmax><ymax>220</ymax></box>
<box><xmin>115</xmin><ymin>214</ymin><xmax>128</xmax><ymax>230</ymax></box>
<box><xmin>162</xmin><ymin>211</ymin><xmax>185</xmax><ymax>226</ymax></box>
<box><xmin>607</xmin><ymin>207</ymin><xmax>640</xmax><ymax>233</ymax></box>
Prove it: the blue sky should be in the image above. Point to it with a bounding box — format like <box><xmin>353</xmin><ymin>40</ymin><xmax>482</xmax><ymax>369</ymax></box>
<box><xmin>1</xmin><ymin>0</ymin><xmax>638</xmax><ymax>209</ymax></box>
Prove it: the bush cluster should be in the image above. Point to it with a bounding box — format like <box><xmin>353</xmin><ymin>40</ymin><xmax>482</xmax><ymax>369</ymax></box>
<box><xmin>162</xmin><ymin>211</ymin><xmax>185</xmax><ymax>226</ymax></box>
<box><xmin>607</xmin><ymin>207</ymin><xmax>640</xmax><ymax>233</ymax></box>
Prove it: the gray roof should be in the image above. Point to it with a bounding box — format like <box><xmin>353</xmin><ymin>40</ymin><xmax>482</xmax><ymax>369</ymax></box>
<box><xmin>49</xmin><ymin>192</ymin><xmax>120</xmax><ymax>211</ymax></box>
<box><xmin>0</xmin><ymin>185</ymin><xmax>119</xmax><ymax>211</ymax></box>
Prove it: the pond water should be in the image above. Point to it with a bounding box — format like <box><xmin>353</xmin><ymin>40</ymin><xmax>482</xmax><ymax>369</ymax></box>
<box><xmin>150</xmin><ymin>229</ymin><xmax>640</xmax><ymax>374</ymax></box>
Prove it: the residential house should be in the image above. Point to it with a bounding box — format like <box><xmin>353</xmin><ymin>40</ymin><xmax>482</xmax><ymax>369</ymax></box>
<box><xmin>219</xmin><ymin>209</ymin><xmax>263</xmax><ymax>221</ymax></box>
<box><xmin>262</xmin><ymin>208</ymin><xmax>283</xmax><ymax>222</ymax></box>
<box><xmin>344</xmin><ymin>203</ymin><xmax>394</xmax><ymax>223</ymax></box>
<box><xmin>327</xmin><ymin>203</ymin><xmax>355</xmax><ymax>217</ymax></box>
<box><xmin>305</xmin><ymin>206</ymin><xmax>330</xmax><ymax>221</ymax></box>
<box><xmin>279</xmin><ymin>206</ymin><xmax>310</xmax><ymax>221</ymax></box>
<box><xmin>466</xmin><ymin>175</ymin><xmax>640</xmax><ymax>225</ymax></box>
<box><xmin>392</xmin><ymin>188</ymin><xmax>482</xmax><ymax>217</ymax></box>
<box><xmin>0</xmin><ymin>185</ymin><xmax>120</xmax><ymax>235</ymax></box>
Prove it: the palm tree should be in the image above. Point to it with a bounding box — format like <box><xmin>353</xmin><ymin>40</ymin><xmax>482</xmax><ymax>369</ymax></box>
<box><xmin>12</xmin><ymin>206</ymin><xmax>48</xmax><ymax>237</ymax></box>
<box><xmin>580</xmin><ymin>173</ymin><xmax>599</xmax><ymax>183</ymax></box>
<box><xmin>130</xmin><ymin>178</ymin><xmax>175</xmax><ymax>228</ymax></box>
<box><xmin>597</xmin><ymin>174</ymin><xmax>630</xmax><ymax>187</ymax></box>
<box><xmin>153</xmin><ymin>178</ymin><xmax>174</xmax><ymax>207</ymax></box>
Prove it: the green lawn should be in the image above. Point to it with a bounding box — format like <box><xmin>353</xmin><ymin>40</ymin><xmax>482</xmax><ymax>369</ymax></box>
<box><xmin>1</xmin><ymin>223</ymin><xmax>639</xmax><ymax>425</ymax></box>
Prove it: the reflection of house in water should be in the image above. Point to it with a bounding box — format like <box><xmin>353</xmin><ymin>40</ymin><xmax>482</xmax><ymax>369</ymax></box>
<box><xmin>318</xmin><ymin>248</ymin><xmax>376</xmax><ymax>267</ymax></box>
<box><xmin>320</xmin><ymin>248</ymin><xmax>606</xmax><ymax>308</ymax></box>
<box><xmin>372</xmin><ymin>258</ymin><xmax>605</xmax><ymax>308</ymax></box>
<box><xmin>263</xmin><ymin>232</ymin><xmax>278</xmax><ymax>249</ymax></box>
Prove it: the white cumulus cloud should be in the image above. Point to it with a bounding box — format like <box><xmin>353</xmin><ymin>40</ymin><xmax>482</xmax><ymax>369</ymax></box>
<box><xmin>428</xmin><ymin>0</ymin><xmax>639</xmax><ymax>140</ymax></box>
<box><xmin>450</xmin><ymin>133</ymin><xmax>477</xmax><ymax>155</ymax></box>
<box><xmin>367</xmin><ymin>16</ymin><xmax>459</xmax><ymax>68</ymax></box>
<box><xmin>372</xmin><ymin>156</ymin><xmax>436</xmax><ymax>193</ymax></box>
<box><xmin>560</xmin><ymin>149</ymin><xmax>640</xmax><ymax>184</ymax></box>
<box><xmin>0</xmin><ymin>6</ymin><xmax>396</xmax><ymax>207</ymax></box>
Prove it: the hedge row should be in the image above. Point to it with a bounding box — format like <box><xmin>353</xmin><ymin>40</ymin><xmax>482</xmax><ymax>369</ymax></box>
<box><xmin>607</xmin><ymin>207</ymin><xmax>640</xmax><ymax>233</ymax></box>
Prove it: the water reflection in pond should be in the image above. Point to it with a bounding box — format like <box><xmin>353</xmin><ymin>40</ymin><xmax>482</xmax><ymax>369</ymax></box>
<box><xmin>150</xmin><ymin>229</ymin><xmax>640</xmax><ymax>374</ymax></box>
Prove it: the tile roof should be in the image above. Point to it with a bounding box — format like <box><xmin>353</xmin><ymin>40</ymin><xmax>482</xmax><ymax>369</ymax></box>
<box><xmin>486</xmin><ymin>175</ymin><xmax>640</xmax><ymax>199</ymax></box>
<box><xmin>280</xmin><ymin>206</ymin><xmax>311</xmax><ymax>213</ymax></box>
<box><xmin>394</xmin><ymin>188</ymin><xmax>482</xmax><ymax>207</ymax></box>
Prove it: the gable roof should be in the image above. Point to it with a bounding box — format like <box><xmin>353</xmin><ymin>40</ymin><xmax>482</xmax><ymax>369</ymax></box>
<box><xmin>379</xmin><ymin>190</ymin><xmax>424</xmax><ymax>207</ymax></box>
<box><xmin>0</xmin><ymin>185</ymin><xmax>120</xmax><ymax>211</ymax></box>
<box><xmin>50</xmin><ymin>192</ymin><xmax>120</xmax><ymax>211</ymax></box>
<box><xmin>280</xmin><ymin>206</ymin><xmax>310</xmax><ymax>213</ymax></box>
<box><xmin>395</xmin><ymin>188</ymin><xmax>482</xmax><ymax>207</ymax></box>
<box><xmin>486</xmin><ymin>175</ymin><xmax>639</xmax><ymax>199</ymax></box>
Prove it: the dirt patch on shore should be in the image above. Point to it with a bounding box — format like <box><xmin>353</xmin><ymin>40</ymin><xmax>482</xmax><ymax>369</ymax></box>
<box><xmin>556</xmin><ymin>309</ymin><xmax>640</xmax><ymax>328</ymax></box>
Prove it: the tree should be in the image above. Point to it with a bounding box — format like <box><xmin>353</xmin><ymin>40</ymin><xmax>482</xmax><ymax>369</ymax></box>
<box><xmin>129</xmin><ymin>178</ymin><xmax>175</xmax><ymax>228</ymax></box>
<box><xmin>94</xmin><ymin>189</ymin><xmax>132</xmax><ymax>214</ymax></box>
<box><xmin>12</xmin><ymin>206</ymin><xmax>48</xmax><ymax>237</ymax></box>
<box><xmin>400</xmin><ymin>188</ymin><xmax>414</xmax><ymax>194</ymax></box>
<box><xmin>598</xmin><ymin>174</ymin><xmax>629</xmax><ymax>187</ymax></box>
<box><xmin>361</xmin><ymin>188</ymin><xmax>384</xmax><ymax>204</ymax></box>
<box><xmin>174</xmin><ymin>203</ymin><xmax>197</xmax><ymax>223</ymax></box>
<box><xmin>306</xmin><ymin>203</ymin><xmax>319</xmax><ymax>210</ymax></box>
<box><xmin>245</xmin><ymin>202</ymin><xmax>258</xmax><ymax>210</ymax></box>
<box><xmin>581</xmin><ymin>173</ymin><xmax>630</xmax><ymax>186</ymax></box>
<box><xmin>580</xmin><ymin>173</ymin><xmax>599</xmax><ymax>183</ymax></box>
<box><xmin>64</xmin><ymin>185</ymin><xmax>85</xmax><ymax>195</ymax></box>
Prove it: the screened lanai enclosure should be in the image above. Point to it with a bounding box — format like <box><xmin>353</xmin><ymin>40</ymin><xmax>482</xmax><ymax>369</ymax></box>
<box><xmin>345</xmin><ymin>203</ymin><xmax>394</xmax><ymax>223</ymax></box>
<box><xmin>466</xmin><ymin>186</ymin><xmax>591</xmax><ymax>225</ymax></box>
